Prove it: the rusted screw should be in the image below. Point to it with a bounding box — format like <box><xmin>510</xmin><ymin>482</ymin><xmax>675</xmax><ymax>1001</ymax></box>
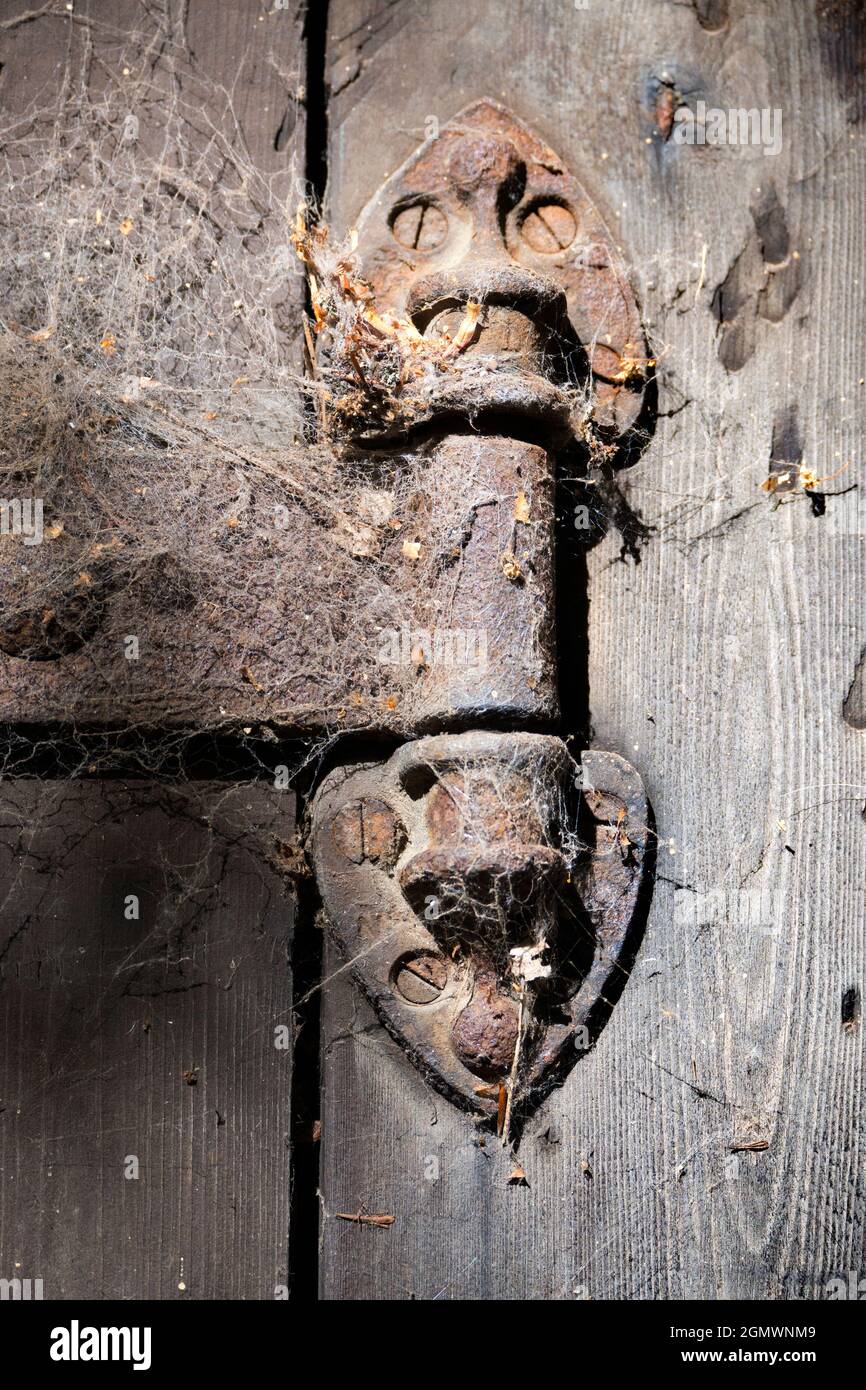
<box><xmin>392</xmin><ymin>950</ymin><xmax>448</xmax><ymax>1004</ymax></box>
<box><xmin>331</xmin><ymin>798</ymin><xmax>406</xmax><ymax>869</ymax></box>
<box><xmin>519</xmin><ymin>202</ymin><xmax>576</xmax><ymax>254</ymax></box>
<box><xmin>390</xmin><ymin>200</ymin><xmax>449</xmax><ymax>251</ymax></box>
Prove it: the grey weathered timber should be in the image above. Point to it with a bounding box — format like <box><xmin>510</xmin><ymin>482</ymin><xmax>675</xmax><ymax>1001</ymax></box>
<box><xmin>319</xmin><ymin>0</ymin><xmax>866</xmax><ymax>1299</ymax></box>
<box><xmin>0</xmin><ymin>0</ymin><xmax>318</xmax><ymax>732</ymax></box>
<box><xmin>0</xmin><ymin>780</ymin><xmax>295</xmax><ymax>1299</ymax></box>
<box><xmin>0</xmin><ymin>0</ymin><xmax>304</xmax><ymax>1300</ymax></box>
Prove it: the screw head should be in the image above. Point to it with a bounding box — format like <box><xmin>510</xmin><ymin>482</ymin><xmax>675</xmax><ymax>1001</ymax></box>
<box><xmin>390</xmin><ymin>200</ymin><xmax>449</xmax><ymax>251</ymax></box>
<box><xmin>331</xmin><ymin>798</ymin><xmax>406</xmax><ymax>869</ymax></box>
<box><xmin>392</xmin><ymin>950</ymin><xmax>448</xmax><ymax>1004</ymax></box>
<box><xmin>519</xmin><ymin>201</ymin><xmax>577</xmax><ymax>253</ymax></box>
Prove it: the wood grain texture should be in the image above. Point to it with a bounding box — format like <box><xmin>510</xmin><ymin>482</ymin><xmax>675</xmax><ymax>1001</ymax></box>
<box><xmin>0</xmin><ymin>781</ymin><xmax>295</xmax><ymax>1299</ymax></box>
<box><xmin>319</xmin><ymin>0</ymin><xmax>866</xmax><ymax>1299</ymax></box>
<box><xmin>0</xmin><ymin>0</ymin><xmax>319</xmax><ymax>733</ymax></box>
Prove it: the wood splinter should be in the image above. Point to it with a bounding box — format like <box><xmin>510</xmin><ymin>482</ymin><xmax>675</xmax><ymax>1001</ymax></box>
<box><xmin>335</xmin><ymin>1208</ymin><xmax>396</xmax><ymax>1227</ymax></box>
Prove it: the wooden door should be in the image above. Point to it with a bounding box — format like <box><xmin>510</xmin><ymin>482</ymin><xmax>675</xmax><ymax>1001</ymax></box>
<box><xmin>0</xmin><ymin>0</ymin><xmax>304</xmax><ymax>1301</ymax></box>
<box><xmin>317</xmin><ymin>0</ymin><xmax>866</xmax><ymax>1301</ymax></box>
<box><xmin>1</xmin><ymin>0</ymin><xmax>864</xmax><ymax>1304</ymax></box>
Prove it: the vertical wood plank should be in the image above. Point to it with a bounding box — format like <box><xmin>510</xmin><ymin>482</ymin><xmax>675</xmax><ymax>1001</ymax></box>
<box><xmin>0</xmin><ymin>0</ymin><xmax>306</xmax><ymax>1300</ymax></box>
<box><xmin>319</xmin><ymin>0</ymin><xmax>866</xmax><ymax>1299</ymax></box>
<box><xmin>0</xmin><ymin>781</ymin><xmax>295</xmax><ymax>1300</ymax></box>
<box><xmin>0</xmin><ymin>0</ymin><xmax>318</xmax><ymax>730</ymax></box>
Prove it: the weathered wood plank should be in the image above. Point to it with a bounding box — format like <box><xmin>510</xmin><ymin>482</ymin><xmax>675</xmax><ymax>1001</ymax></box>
<box><xmin>319</xmin><ymin>0</ymin><xmax>866</xmax><ymax>1299</ymax></box>
<box><xmin>0</xmin><ymin>0</ymin><xmax>325</xmax><ymax>733</ymax></box>
<box><xmin>0</xmin><ymin>780</ymin><xmax>295</xmax><ymax>1299</ymax></box>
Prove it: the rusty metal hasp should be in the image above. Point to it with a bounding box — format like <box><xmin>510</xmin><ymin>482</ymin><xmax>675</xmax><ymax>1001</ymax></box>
<box><xmin>310</xmin><ymin>101</ymin><xmax>651</xmax><ymax>1121</ymax></box>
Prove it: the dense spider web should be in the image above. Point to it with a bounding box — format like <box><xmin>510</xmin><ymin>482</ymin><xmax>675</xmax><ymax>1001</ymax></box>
<box><xmin>0</xmin><ymin>0</ymin><xmax>651</xmax><ymax>864</ymax></box>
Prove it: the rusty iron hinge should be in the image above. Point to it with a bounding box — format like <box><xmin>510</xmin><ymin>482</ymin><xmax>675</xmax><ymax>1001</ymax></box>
<box><xmin>310</xmin><ymin>101</ymin><xmax>651</xmax><ymax>1129</ymax></box>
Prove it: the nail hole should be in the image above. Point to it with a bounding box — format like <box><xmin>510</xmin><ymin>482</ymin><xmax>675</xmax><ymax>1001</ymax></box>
<box><xmin>842</xmin><ymin>986</ymin><xmax>860</xmax><ymax>1032</ymax></box>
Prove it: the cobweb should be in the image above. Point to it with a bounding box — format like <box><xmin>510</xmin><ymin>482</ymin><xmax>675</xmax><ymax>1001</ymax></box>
<box><xmin>0</xmin><ymin>0</ymin><xmax>485</xmax><ymax>776</ymax></box>
<box><xmin>0</xmin><ymin>3</ymin><xmax>654</xmax><ymax>1119</ymax></box>
<box><xmin>0</xmin><ymin>2</ymin><xmax>651</xmax><ymax>782</ymax></box>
